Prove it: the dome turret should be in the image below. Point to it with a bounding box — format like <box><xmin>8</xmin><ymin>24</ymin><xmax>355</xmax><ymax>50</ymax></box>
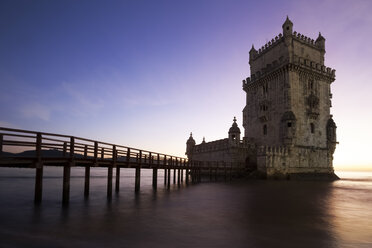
<box><xmin>228</xmin><ymin>117</ymin><xmax>241</xmax><ymax>144</ymax></box>
<box><xmin>185</xmin><ymin>132</ymin><xmax>196</xmax><ymax>158</ymax></box>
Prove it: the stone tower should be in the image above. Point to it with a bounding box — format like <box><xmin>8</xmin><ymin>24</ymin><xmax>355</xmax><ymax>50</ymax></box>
<box><xmin>242</xmin><ymin>16</ymin><xmax>338</xmax><ymax>179</ymax></box>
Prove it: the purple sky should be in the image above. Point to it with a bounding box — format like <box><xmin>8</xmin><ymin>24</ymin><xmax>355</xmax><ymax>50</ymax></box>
<box><xmin>1</xmin><ymin>0</ymin><xmax>371</xmax><ymax>170</ymax></box>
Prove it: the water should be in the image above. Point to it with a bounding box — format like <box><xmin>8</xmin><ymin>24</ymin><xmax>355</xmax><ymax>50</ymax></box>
<box><xmin>0</xmin><ymin>168</ymin><xmax>371</xmax><ymax>248</ymax></box>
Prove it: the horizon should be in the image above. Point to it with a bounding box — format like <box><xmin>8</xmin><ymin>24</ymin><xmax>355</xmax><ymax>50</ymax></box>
<box><xmin>1</xmin><ymin>0</ymin><xmax>372</xmax><ymax>171</ymax></box>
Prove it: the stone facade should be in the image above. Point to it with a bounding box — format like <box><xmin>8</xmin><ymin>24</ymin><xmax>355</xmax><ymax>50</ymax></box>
<box><xmin>186</xmin><ymin>17</ymin><xmax>338</xmax><ymax>180</ymax></box>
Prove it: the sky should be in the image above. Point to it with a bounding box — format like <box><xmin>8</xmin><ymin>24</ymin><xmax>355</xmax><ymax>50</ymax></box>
<box><xmin>0</xmin><ymin>0</ymin><xmax>372</xmax><ymax>171</ymax></box>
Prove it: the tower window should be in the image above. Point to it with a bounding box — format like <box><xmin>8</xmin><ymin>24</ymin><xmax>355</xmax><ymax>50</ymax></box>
<box><xmin>232</xmin><ymin>135</ymin><xmax>236</xmax><ymax>140</ymax></box>
<box><xmin>310</xmin><ymin>123</ymin><xmax>315</xmax><ymax>134</ymax></box>
<box><xmin>263</xmin><ymin>125</ymin><xmax>267</xmax><ymax>135</ymax></box>
<box><xmin>287</xmin><ymin>122</ymin><xmax>292</xmax><ymax>127</ymax></box>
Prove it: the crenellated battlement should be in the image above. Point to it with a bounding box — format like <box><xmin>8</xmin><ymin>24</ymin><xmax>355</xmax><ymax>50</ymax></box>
<box><xmin>251</xmin><ymin>33</ymin><xmax>284</xmax><ymax>59</ymax></box>
<box><xmin>194</xmin><ymin>138</ymin><xmax>229</xmax><ymax>153</ymax></box>
<box><xmin>250</xmin><ymin>30</ymin><xmax>324</xmax><ymax>62</ymax></box>
<box><xmin>292</xmin><ymin>31</ymin><xmax>317</xmax><ymax>47</ymax></box>
<box><xmin>242</xmin><ymin>58</ymin><xmax>335</xmax><ymax>90</ymax></box>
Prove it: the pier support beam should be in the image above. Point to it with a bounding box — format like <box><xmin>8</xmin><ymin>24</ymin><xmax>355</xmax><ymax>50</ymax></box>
<box><xmin>153</xmin><ymin>154</ymin><xmax>159</xmax><ymax>190</ymax></box>
<box><xmin>135</xmin><ymin>167</ymin><xmax>141</xmax><ymax>193</ymax></box>
<box><xmin>107</xmin><ymin>165</ymin><xmax>113</xmax><ymax>199</ymax></box>
<box><xmin>83</xmin><ymin>145</ymin><xmax>90</xmax><ymax>198</ymax></box>
<box><xmin>177</xmin><ymin>169</ymin><xmax>181</xmax><ymax>185</ymax></box>
<box><xmin>115</xmin><ymin>166</ymin><xmax>120</xmax><ymax>193</ymax></box>
<box><xmin>84</xmin><ymin>165</ymin><xmax>90</xmax><ymax>197</ymax></box>
<box><xmin>34</xmin><ymin>133</ymin><xmax>43</xmax><ymax>204</ymax></box>
<box><xmin>163</xmin><ymin>155</ymin><xmax>167</xmax><ymax>185</ymax></box>
<box><xmin>164</xmin><ymin>168</ymin><xmax>167</xmax><ymax>185</ymax></box>
<box><xmin>135</xmin><ymin>151</ymin><xmax>142</xmax><ymax>193</ymax></box>
<box><xmin>34</xmin><ymin>166</ymin><xmax>43</xmax><ymax>204</ymax></box>
<box><xmin>173</xmin><ymin>168</ymin><xmax>176</xmax><ymax>184</ymax></box>
<box><xmin>167</xmin><ymin>157</ymin><xmax>171</xmax><ymax>189</ymax></box>
<box><xmin>62</xmin><ymin>164</ymin><xmax>71</xmax><ymax>205</ymax></box>
<box><xmin>152</xmin><ymin>168</ymin><xmax>158</xmax><ymax>190</ymax></box>
<box><xmin>62</xmin><ymin>137</ymin><xmax>74</xmax><ymax>205</ymax></box>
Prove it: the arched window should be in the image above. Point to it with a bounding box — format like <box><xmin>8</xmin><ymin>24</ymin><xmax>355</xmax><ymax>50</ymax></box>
<box><xmin>310</xmin><ymin>123</ymin><xmax>315</xmax><ymax>134</ymax></box>
<box><xmin>263</xmin><ymin>125</ymin><xmax>267</xmax><ymax>135</ymax></box>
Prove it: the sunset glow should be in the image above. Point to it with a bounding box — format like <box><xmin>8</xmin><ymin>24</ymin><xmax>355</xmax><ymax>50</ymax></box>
<box><xmin>1</xmin><ymin>0</ymin><xmax>371</xmax><ymax>171</ymax></box>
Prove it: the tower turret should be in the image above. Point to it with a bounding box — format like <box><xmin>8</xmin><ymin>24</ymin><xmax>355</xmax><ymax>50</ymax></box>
<box><xmin>228</xmin><ymin>117</ymin><xmax>241</xmax><ymax>145</ymax></box>
<box><xmin>315</xmin><ymin>32</ymin><xmax>326</xmax><ymax>51</ymax></box>
<box><xmin>186</xmin><ymin>132</ymin><xmax>196</xmax><ymax>158</ymax></box>
<box><xmin>282</xmin><ymin>16</ymin><xmax>293</xmax><ymax>37</ymax></box>
<box><xmin>249</xmin><ymin>44</ymin><xmax>258</xmax><ymax>61</ymax></box>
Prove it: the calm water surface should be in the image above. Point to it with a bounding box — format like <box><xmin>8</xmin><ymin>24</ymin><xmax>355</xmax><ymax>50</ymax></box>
<box><xmin>0</xmin><ymin>168</ymin><xmax>371</xmax><ymax>248</ymax></box>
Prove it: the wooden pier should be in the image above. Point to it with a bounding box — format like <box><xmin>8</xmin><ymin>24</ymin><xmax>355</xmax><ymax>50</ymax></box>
<box><xmin>0</xmin><ymin>127</ymin><xmax>240</xmax><ymax>205</ymax></box>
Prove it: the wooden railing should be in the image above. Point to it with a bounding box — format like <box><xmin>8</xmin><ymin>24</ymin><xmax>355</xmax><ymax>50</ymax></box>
<box><xmin>0</xmin><ymin>127</ymin><xmax>200</xmax><ymax>205</ymax></box>
<box><xmin>0</xmin><ymin>127</ymin><xmax>245</xmax><ymax>205</ymax></box>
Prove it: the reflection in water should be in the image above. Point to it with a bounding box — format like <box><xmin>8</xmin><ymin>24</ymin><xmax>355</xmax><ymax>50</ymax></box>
<box><xmin>0</xmin><ymin>168</ymin><xmax>371</xmax><ymax>247</ymax></box>
<box><xmin>329</xmin><ymin>172</ymin><xmax>372</xmax><ymax>247</ymax></box>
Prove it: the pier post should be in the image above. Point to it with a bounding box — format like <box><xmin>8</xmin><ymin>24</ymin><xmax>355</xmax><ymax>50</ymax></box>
<box><xmin>167</xmin><ymin>157</ymin><xmax>171</xmax><ymax>189</ymax></box>
<box><xmin>0</xmin><ymin>134</ymin><xmax>3</xmax><ymax>157</ymax></box>
<box><xmin>63</xmin><ymin>142</ymin><xmax>67</xmax><ymax>157</ymax></box>
<box><xmin>152</xmin><ymin>154</ymin><xmax>159</xmax><ymax>190</ymax></box>
<box><xmin>84</xmin><ymin>145</ymin><xmax>90</xmax><ymax>197</ymax></box>
<box><xmin>163</xmin><ymin>155</ymin><xmax>167</xmax><ymax>185</ymax></box>
<box><xmin>115</xmin><ymin>166</ymin><xmax>120</xmax><ymax>193</ymax></box>
<box><xmin>94</xmin><ymin>142</ymin><xmax>98</xmax><ymax>165</ymax></box>
<box><xmin>181</xmin><ymin>159</ymin><xmax>184</xmax><ymax>182</ymax></box>
<box><xmin>113</xmin><ymin>145</ymin><xmax>120</xmax><ymax>194</ymax></box>
<box><xmin>177</xmin><ymin>159</ymin><xmax>181</xmax><ymax>186</ymax></box>
<box><xmin>62</xmin><ymin>136</ymin><xmax>74</xmax><ymax>205</ymax></box>
<box><xmin>126</xmin><ymin>148</ymin><xmax>130</xmax><ymax>167</ymax></box>
<box><xmin>34</xmin><ymin>133</ymin><xmax>43</xmax><ymax>204</ymax></box>
<box><xmin>135</xmin><ymin>150</ymin><xmax>141</xmax><ymax>193</ymax></box>
<box><xmin>185</xmin><ymin>161</ymin><xmax>189</xmax><ymax>184</ymax></box>
<box><xmin>173</xmin><ymin>158</ymin><xmax>176</xmax><ymax>184</ymax></box>
<box><xmin>107</xmin><ymin>145</ymin><xmax>116</xmax><ymax>199</ymax></box>
<box><xmin>107</xmin><ymin>165</ymin><xmax>113</xmax><ymax>199</ymax></box>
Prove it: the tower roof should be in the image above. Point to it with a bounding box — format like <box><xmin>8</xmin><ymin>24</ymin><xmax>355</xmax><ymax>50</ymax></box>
<box><xmin>187</xmin><ymin>132</ymin><xmax>195</xmax><ymax>144</ymax></box>
<box><xmin>228</xmin><ymin>117</ymin><xmax>241</xmax><ymax>134</ymax></box>
<box><xmin>316</xmin><ymin>32</ymin><xmax>325</xmax><ymax>42</ymax></box>
<box><xmin>282</xmin><ymin>15</ymin><xmax>293</xmax><ymax>28</ymax></box>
